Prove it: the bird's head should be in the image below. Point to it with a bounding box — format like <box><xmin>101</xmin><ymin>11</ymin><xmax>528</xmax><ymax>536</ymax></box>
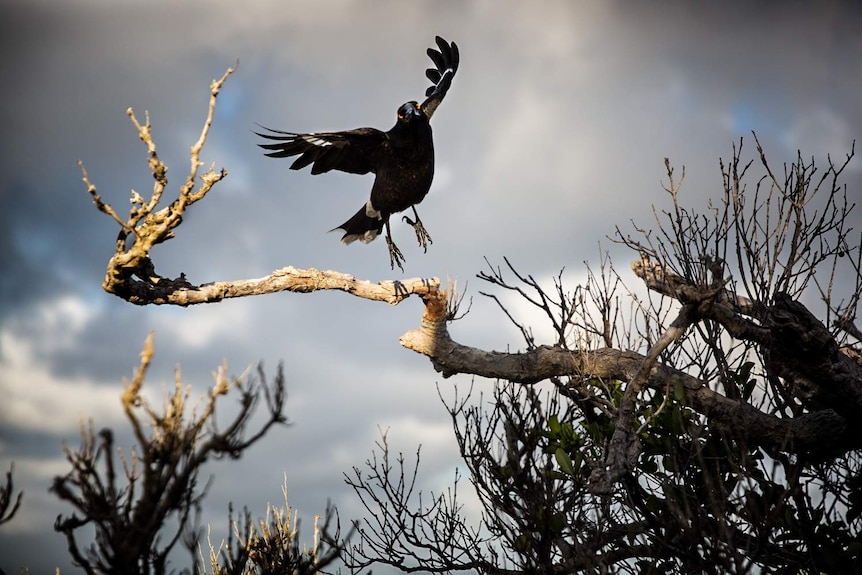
<box><xmin>397</xmin><ymin>101</ymin><xmax>422</xmax><ymax>123</ymax></box>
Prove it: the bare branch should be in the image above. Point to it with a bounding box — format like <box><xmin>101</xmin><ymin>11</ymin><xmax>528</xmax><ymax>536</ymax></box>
<box><xmin>82</xmin><ymin>66</ymin><xmax>234</xmax><ymax>303</ymax></box>
<box><xmin>109</xmin><ymin>266</ymin><xmax>441</xmax><ymax>308</ymax></box>
<box><xmin>51</xmin><ymin>333</ymin><xmax>287</xmax><ymax>575</ymax></box>
<box><xmin>0</xmin><ymin>463</ymin><xmax>23</xmax><ymax>527</ymax></box>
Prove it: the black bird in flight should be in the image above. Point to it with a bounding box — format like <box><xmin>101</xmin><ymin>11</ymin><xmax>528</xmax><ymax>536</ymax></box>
<box><xmin>256</xmin><ymin>36</ymin><xmax>459</xmax><ymax>271</ymax></box>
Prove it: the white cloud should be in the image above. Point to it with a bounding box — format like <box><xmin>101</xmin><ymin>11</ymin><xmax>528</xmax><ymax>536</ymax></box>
<box><xmin>147</xmin><ymin>301</ymin><xmax>252</xmax><ymax>350</ymax></box>
<box><xmin>0</xmin><ymin>297</ymin><xmax>128</xmax><ymax>435</ymax></box>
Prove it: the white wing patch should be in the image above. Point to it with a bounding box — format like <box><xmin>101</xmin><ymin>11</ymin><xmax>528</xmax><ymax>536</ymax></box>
<box><xmin>341</xmin><ymin>229</ymin><xmax>380</xmax><ymax>245</ymax></box>
<box><xmin>359</xmin><ymin>229</ymin><xmax>379</xmax><ymax>243</ymax></box>
<box><xmin>302</xmin><ymin>134</ymin><xmax>333</xmax><ymax>147</ymax></box>
<box><xmin>364</xmin><ymin>199</ymin><xmax>380</xmax><ymax>219</ymax></box>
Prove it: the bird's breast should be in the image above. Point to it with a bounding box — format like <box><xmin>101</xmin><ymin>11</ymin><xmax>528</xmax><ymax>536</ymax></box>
<box><xmin>370</xmin><ymin>151</ymin><xmax>435</xmax><ymax>214</ymax></box>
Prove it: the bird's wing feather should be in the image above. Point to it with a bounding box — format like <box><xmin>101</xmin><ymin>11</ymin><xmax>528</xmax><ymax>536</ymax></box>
<box><xmin>420</xmin><ymin>36</ymin><xmax>459</xmax><ymax>120</ymax></box>
<box><xmin>255</xmin><ymin>127</ymin><xmax>387</xmax><ymax>175</ymax></box>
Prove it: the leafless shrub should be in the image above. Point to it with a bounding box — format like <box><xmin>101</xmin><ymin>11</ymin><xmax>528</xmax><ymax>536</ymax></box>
<box><xmin>51</xmin><ymin>333</ymin><xmax>287</xmax><ymax>575</ymax></box>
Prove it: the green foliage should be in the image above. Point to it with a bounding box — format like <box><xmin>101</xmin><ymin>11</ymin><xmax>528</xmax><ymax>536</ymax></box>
<box><xmin>545</xmin><ymin>414</ymin><xmax>584</xmax><ymax>478</ymax></box>
<box><xmin>528</xmin><ymin>369</ymin><xmax>862</xmax><ymax>574</ymax></box>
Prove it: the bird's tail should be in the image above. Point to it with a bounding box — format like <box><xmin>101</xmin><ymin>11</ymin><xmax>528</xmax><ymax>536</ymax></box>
<box><xmin>332</xmin><ymin>205</ymin><xmax>384</xmax><ymax>245</ymax></box>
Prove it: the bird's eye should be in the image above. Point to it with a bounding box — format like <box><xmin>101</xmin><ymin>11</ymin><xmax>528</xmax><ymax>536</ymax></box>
<box><xmin>398</xmin><ymin>103</ymin><xmax>415</xmax><ymax>121</ymax></box>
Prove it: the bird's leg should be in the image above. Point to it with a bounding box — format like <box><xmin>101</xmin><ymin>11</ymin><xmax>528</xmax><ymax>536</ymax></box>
<box><xmin>385</xmin><ymin>219</ymin><xmax>406</xmax><ymax>272</ymax></box>
<box><xmin>402</xmin><ymin>206</ymin><xmax>433</xmax><ymax>253</ymax></box>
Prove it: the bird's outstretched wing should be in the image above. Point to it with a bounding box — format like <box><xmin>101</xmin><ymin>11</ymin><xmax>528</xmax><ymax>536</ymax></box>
<box><xmin>420</xmin><ymin>36</ymin><xmax>459</xmax><ymax>120</ymax></box>
<box><xmin>255</xmin><ymin>127</ymin><xmax>387</xmax><ymax>175</ymax></box>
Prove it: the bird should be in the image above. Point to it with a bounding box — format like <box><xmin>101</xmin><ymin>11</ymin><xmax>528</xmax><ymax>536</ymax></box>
<box><xmin>256</xmin><ymin>36</ymin><xmax>459</xmax><ymax>271</ymax></box>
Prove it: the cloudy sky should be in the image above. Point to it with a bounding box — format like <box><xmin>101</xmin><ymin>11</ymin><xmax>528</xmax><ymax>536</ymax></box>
<box><xmin>1</xmin><ymin>1</ymin><xmax>861</xmax><ymax>572</ymax></box>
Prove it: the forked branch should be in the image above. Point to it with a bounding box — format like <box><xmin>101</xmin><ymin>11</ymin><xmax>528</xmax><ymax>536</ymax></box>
<box><xmin>51</xmin><ymin>333</ymin><xmax>287</xmax><ymax>575</ymax></box>
<box><xmin>82</xmin><ymin>67</ymin><xmax>234</xmax><ymax>303</ymax></box>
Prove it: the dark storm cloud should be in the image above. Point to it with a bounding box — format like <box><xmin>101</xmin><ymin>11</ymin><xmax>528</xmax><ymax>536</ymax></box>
<box><xmin>1</xmin><ymin>1</ymin><xmax>861</xmax><ymax>573</ymax></box>
<box><xmin>0</xmin><ymin>426</ymin><xmax>65</xmax><ymax>460</ymax></box>
<box><xmin>0</xmin><ymin>208</ymin><xmax>65</xmax><ymax>320</ymax></box>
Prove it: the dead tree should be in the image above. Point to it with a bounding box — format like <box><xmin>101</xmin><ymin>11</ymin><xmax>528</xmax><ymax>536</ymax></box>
<box><xmin>51</xmin><ymin>333</ymin><xmax>289</xmax><ymax>575</ymax></box>
<box><xmin>342</xmin><ymin>140</ymin><xmax>862</xmax><ymax>573</ymax></box>
<box><xmin>80</xmin><ymin>68</ymin><xmax>862</xmax><ymax>573</ymax></box>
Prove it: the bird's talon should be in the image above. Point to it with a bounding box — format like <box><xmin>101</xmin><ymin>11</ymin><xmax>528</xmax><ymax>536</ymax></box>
<box><xmin>402</xmin><ymin>214</ymin><xmax>432</xmax><ymax>252</ymax></box>
<box><xmin>387</xmin><ymin>236</ymin><xmax>406</xmax><ymax>272</ymax></box>
<box><xmin>414</xmin><ymin>222</ymin><xmax>433</xmax><ymax>252</ymax></box>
